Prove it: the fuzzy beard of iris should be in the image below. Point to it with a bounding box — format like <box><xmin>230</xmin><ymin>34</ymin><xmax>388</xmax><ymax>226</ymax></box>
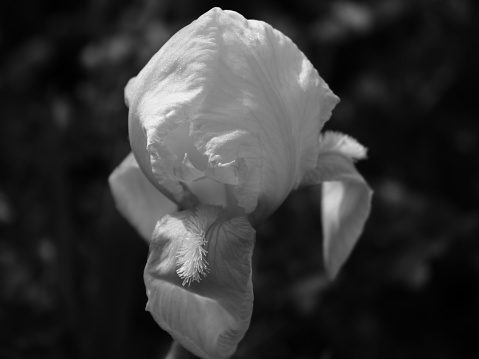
<box><xmin>175</xmin><ymin>206</ymin><xmax>214</xmax><ymax>286</ymax></box>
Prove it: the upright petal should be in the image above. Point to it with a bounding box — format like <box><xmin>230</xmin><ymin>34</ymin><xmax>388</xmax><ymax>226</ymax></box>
<box><xmin>144</xmin><ymin>205</ymin><xmax>255</xmax><ymax>359</ymax></box>
<box><xmin>127</xmin><ymin>7</ymin><xmax>339</xmax><ymax>222</ymax></box>
<box><xmin>109</xmin><ymin>153</ymin><xmax>177</xmax><ymax>241</ymax></box>
<box><xmin>301</xmin><ymin>132</ymin><xmax>373</xmax><ymax>279</ymax></box>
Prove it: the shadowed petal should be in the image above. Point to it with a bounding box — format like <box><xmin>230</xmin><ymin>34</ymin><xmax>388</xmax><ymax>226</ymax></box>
<box><xmin>165</xmin><ymin>341</ymin><xmax>196</xmax><ymax>359</ymax></box>
<box><xmin>109</xmin><ymin>153</ymin><xmax>177</xmax><ymax>241</ymax></box>
<box><xmin>144</xmin><ymin>205</ymin><xmax>255</xmax><ymax>359</ymax></box>
<box><xmin>301</xmin><ymin>132</ymin><xmax>372</xmax><ymax>279</ymax></box>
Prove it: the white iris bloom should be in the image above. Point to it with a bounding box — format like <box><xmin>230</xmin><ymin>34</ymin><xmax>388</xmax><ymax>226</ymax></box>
<box><xmin>109</xmin><ymin>8</ymin><xmax>372</xmax><ymax>359</ymax></box>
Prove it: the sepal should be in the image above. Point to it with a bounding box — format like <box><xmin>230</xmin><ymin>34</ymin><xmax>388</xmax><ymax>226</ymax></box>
<box><xmin>301</xmin><ymin>132</ymin><xmax>372</xmax><ymax>279</ymax></box>
<box><xmin>108</xmin><ymin>153</ymin><xmax>177</xmax><ymax>241</ymax></box>
<box><xmin>144</xmin><ymin>205</ymin><xmax>255</xmax><ymax>359</ymax></box>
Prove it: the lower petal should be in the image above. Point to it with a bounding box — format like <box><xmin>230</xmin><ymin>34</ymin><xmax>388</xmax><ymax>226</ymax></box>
<box><xmin>144</xmin><ymin>205</ymin><xmax>255</xmax><ymax>359</ymax></box>
<box><xmin>321</xmin><ymin>177</ymin><xmax>372</xmax><ymax>279</ymax></box>
<box><xmin>301</xmin><ymin>132</ymin><xmax>373</xmax><ymax>279</ymax></box>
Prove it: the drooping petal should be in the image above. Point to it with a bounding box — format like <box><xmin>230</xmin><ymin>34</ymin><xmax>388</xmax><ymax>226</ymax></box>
<box><xmin>109</xmin><ymin>153</ymin><xmax>177</xmax><ymax>241</ymax></box>
<box><xmin>301</xmin><ymin>132</ymin><xmax>373</xmax><ymax>279</ymax></box>
<box><xmin>144</xmin><ymin>205</ymin><xmax>255</xmax><ymax>359</ymax></box>
<box><xmin>127</xmin><ymin>7</ymin><xmax>339</xmax><ymax>222</ymax></box>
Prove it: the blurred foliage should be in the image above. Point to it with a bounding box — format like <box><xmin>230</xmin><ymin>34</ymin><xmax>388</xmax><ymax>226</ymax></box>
<box><xmin>1</xmin><ymin>0</ymin><xmax>478</xmax><ymax>358</ymax></box>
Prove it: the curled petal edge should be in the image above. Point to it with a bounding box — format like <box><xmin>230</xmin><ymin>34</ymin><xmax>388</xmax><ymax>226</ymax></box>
<box><xmin>144</xmin><ymin>205</ymin><xmax>255</xmax><ymax>359</ymax></box>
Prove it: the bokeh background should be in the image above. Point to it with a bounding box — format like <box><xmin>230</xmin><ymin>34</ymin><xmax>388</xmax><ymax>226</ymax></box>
<box><xmin>1</xmin><ymin>0</ymin><xmax>478</xmax><ymax>358</ymax></box>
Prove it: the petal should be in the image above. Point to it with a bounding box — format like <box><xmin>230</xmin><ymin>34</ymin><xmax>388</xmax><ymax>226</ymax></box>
<box><xmin>144</xmin><ymin>205</ymin><xmax>255</xmax><ymax>359</ymax></box>
<box><xmin>165</xmin><ymin>341</ymin><xmax>193</xmax><ymax>359</ymax></box>
<box><xmin>124</xmin><ymin>76</ymin><xmax>137</xmax><ymax>108</ymax></box>
<box><xmin>127</xmin><ymin>7</ymin><xmax>339</xmax><ymax>221</ymax></box>
<box><xmin>109</xmin><ymin>153</ymin><xmax>177</xmax><ymax>241</ymax></box>
<box><xmin>301</xmin><ymin>132</ymin><xmax>373</xmax><ymax>279</ymax></box>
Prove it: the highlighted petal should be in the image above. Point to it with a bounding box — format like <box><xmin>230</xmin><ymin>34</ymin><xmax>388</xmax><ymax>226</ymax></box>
<box><xmin>144</xmin><ymin>205</ymin><xmax>255</xmax><ymax>359</ymax></box>
<box><xmin>301</xmin><ymin>132</ymin><xmax>372</xmax><ymax>279</ymax></box>
<box><xmin>127</xmin><ymin>7</ymin><xmax>339</xmax><ymax>221</ymax></box>
<box><xmin>109</xmin><ymin>153</ymin><xmax>177</xmax><ymax>241</ymax></box>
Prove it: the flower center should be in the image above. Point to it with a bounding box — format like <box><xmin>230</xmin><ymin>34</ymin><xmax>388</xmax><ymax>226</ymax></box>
<box><xmin>162</xmin><ymin>122</ymin><xmax>208</xmax><ymax>171</ymax></box>
<box><xmin>161</xmin><ymin>123</ymin><xmax>245</xmax><ymax>218</ymax></box>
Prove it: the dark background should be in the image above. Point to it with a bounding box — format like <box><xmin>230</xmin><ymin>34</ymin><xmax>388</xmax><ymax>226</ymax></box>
<box><xmin>1</xmin><ymin>0</ymin><xmax>478</xmax><ymax>358</ymax></box>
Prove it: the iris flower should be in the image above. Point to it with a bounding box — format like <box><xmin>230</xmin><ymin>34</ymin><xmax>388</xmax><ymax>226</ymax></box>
<box><xmin>109</xmin><ymin>7</ymin><xmax>372</xmax><ymax>359</ymax></box>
